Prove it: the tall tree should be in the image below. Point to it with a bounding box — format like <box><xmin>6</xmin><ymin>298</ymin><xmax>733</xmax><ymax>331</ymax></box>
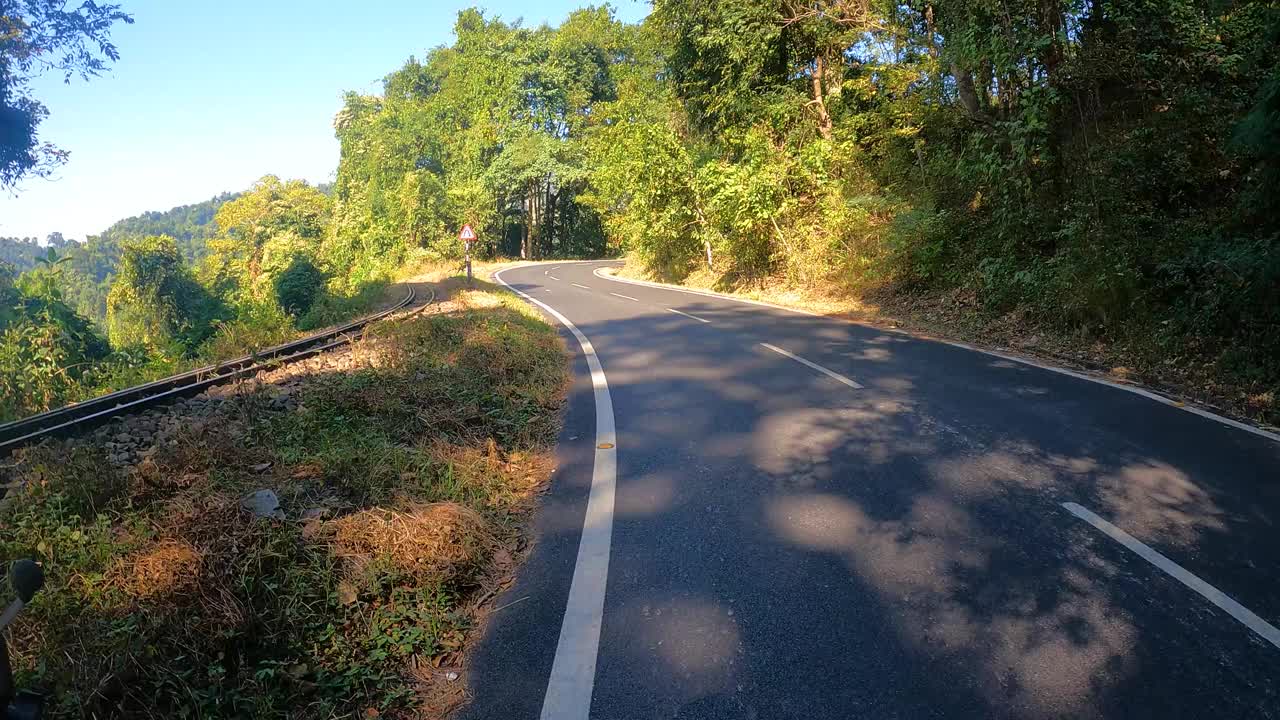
<box><xmin>106</xmin><ymin>235</ymin><xmax>221</xmax><ymax>353</ymax></box>
<box><xmin>0</xmin><ymin>0</ymin><xmax>133</xmax><ymax>188</ymax></box>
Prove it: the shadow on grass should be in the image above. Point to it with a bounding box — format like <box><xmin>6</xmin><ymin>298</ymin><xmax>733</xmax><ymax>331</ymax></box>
<box><xmin>0</xmin><ymin>280</ymin><xmax>569</xmax><ymax>718</ymax></box>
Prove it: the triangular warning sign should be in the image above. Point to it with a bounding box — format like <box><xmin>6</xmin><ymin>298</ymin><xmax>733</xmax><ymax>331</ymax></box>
<box><xmin>459</xmin><ymin>224</ymin><xmax>477</xmax><ymax>241</ymax></box>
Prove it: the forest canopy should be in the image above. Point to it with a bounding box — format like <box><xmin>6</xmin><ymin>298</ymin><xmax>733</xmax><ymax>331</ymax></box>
<box><xmin>3</xmin><ymin>1</ymin><xmax>1278</xmax><ymax>421</ymax></box>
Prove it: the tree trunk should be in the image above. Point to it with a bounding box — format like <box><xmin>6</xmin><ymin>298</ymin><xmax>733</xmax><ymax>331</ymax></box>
<box><xmin>924</xmin><ymin>5</ymin><xmax>942</xmax><ymax>89</ymax></box>
<box><xmin>545</xmin><ymin>182</ymin><xmax>556</xmax><ymax>257</ymax></box>
<box><xmin>521</xmin><ymin>191</ymin><xmax>530</xmax><ymax>259</ymax></box>
<box><xmin>953</xmin><ymin>64</ymin><xmax>994</xmax><ymax>124</ymax></box>
<box><xmin>811</xmin><ymin>55</ymin><xmax>834</xmax><ymax>140</ymax></box>
<box><xmin>1039</xmin><ymin>0</ymin><xmax>1065</xmax><ymax>86</ymax></box>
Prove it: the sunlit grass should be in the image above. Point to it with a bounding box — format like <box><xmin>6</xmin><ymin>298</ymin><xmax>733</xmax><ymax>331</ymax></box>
<box><xmin>0</xmin><ymin>285</ymin><xmax>568</xmax><ymax>717</ymax></box>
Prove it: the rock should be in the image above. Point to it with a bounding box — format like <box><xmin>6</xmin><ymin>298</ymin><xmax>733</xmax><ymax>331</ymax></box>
<box><xmin>250</xmin><ymin>462</ymin><xmax>272</xmax><ymax>473</ymax></box>
<box><xmin>115</xmin><ymin>432</ymin><xmax>132</xmax><ymax>443</ymax></box>
<box><xmin>241</xmin><ymin>489</ymin><xmax>284</xmax><ymax>520</ymax></box>
<box><xmin>445</xmin><ymin>672</ymin><xmax>459</xmax><ymax>682</ymax></box>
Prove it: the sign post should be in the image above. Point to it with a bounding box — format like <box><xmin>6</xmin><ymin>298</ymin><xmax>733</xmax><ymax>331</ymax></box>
<box><xmin>459</xmin><ymin>224</ymin><xmax>477</xmax><ymax>284</ymax></box>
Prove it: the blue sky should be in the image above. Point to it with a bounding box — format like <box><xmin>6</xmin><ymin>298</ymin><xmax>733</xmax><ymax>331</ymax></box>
<box><xmin>0</xmin><ymin>0</ymin><xmax>649</xmax><ymax>241</ymax></box>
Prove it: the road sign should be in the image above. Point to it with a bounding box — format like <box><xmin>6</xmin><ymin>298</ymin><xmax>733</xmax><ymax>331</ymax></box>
<box><xmin>459</xmin><ymin>224</ymin><xmax>476</xmax><ymax>284</ymax></box>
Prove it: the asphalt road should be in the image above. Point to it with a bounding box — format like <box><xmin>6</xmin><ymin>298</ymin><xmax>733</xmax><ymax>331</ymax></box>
<box><xmin>459</xmin><ymin>260</ymin><xmax>1280</xmax><ymax>720</ymax></box>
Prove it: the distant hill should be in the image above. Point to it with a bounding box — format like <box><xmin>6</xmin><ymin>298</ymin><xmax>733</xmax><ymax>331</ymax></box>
<box><xmin>0</xmin><ymin>233</ymin><xmax>75</xmax><ymax>273</ymax></box>
<box><xmin>97</xmin><ymin>191</ymin><xmax>240</xmax><ymax>264</ymax></box>
<box><xmin>10</xmin><ymin>192</ymin><xmax>241</xmax><ymax>326</ymax></box>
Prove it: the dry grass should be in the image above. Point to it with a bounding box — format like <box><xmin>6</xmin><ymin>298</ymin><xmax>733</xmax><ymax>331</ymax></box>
<box><xmin>111</xmin><ymin>540</ymin><xmax>203</xmax><ymax>600</ymax></box>
<box><xmin>327</xmin><ymin>502</ymin><xmax>496</xmax><ymax>584</ymax></box>
<box><xmin>0</xmin><ymin>280</ymin><xmax>569</xmax><ymax>718</ymax></box>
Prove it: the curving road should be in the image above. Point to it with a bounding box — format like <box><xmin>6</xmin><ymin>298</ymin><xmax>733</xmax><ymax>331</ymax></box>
<box><xmin>459</xmin><ymin>260</ymin><xmax>1280</xmax><ymax>720</ymax></box>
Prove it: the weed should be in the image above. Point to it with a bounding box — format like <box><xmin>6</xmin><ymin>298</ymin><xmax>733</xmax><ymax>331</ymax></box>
<box><xmin>0</xmin><ymin>284</ymin><xmax>568</xmax><ymax>718</ymax></box>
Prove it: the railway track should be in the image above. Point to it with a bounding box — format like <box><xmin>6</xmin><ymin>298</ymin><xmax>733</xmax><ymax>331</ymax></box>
<box><xmin>0</xmin><ymin>285</ymin><xmax>435</xmax><ymax>456</ymax></box>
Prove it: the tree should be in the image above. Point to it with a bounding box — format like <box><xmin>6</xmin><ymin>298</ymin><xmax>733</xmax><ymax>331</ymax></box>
<box><xmin>0</xmin><ymin>256</ymin><xmax>109</xmax><ymax>420</ymax></box>
<box><xmin>106</xmin><ymin>235</ymin><xmax>222</xmax><ymax>353</ymax></box>
<box><xmin>329</xmin><ymin>7</ymin><xmax>630</xmax><ymax>269</ymax></box>
<box><xmin>206</xmin><ymin>175</ymin><xmax>329</xmax><ymax>298</ymax></box>
<box><xmin>0</xmin><ymin>0</ymin><xmax>133</xmax><ymax>188</ymax></box>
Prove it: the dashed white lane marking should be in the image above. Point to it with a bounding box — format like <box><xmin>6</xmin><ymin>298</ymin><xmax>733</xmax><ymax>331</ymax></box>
<box><xmin>609</xmin><ymin>292</ymin><xmax>639</xmax><ymax>301</ymax></box>
<box><xmin>494</xmin><ymin>268</ymin><xmax>617</xmax><ymax>720</ymax></box>
<box><xmin>572</xmin><ymin>283</ymin><xmax>592</xmax><ymax>290</ymax></box>
<box><xmin>548</xmin><ymin>275</ymin><xmax>562</xmax><ymax>281</ymax></box>
<box><xmin>591</xmin><ymin>265</ymin><xmax>1280</xmax><ymax>445</ymax></box>
<box><xmin>666</xmin><ymin>308</ymin><xmax>710</xmax><ymax>323</ymax></box>
<box><xmin>1063</xmin><ymin>502</ymin><xmax>1280</xmax><ymax>650</ymax></box>
<box><xmin>760</xmin><ymin>343</ymin><xmax>864</xmax><ymax>389</ymax></box>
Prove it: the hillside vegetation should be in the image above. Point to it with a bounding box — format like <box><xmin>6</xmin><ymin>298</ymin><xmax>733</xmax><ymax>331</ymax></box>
<box><xmin>1</xmin><ymin>286</ymin><xmax>568</xmax><ymax>717</ymax></box>
<box><xmin>604</xmin><ymin>1</ymin><xmax>1279</xmax><ymax>421</ymax></box>
<box><xmin>0</xmin><ymin>180</ymin><xmax>384</xmax><ymax>422</ymax></box>
<box><xmin>5</xmin><ymin>2</ymin><xmax>1278</xmax><ymax>423</ymax></box>
<box><xmin>329</xmin><ymin>2</ymin><xmax>1280</xmax><ymax>421</ymax></box>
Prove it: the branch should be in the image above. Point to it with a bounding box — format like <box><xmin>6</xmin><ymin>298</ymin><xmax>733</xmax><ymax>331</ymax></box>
<box><xmin>781</xmin><ymin>0</ymin><xmax>882</xmax><ymax>30</ymax></box>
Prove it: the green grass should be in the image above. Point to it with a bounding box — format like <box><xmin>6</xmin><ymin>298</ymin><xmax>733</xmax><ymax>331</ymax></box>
<box><xmin>0</xmin><ymin>285</ymin><xmax>567</xmax><ymax>718</ymax></box>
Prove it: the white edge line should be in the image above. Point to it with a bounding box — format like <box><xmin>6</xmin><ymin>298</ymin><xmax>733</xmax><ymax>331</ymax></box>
<box><xmin>494</xmin><ymin>267</ymin><xmax>616</xmax><ymax>720</ymax></box>
<box><xmin>608</xmin><ymin>292</ymin><xmax>639</xmax><ymax>302</ymax></box>
<box><xmin>666</xmin><ymin>307</ymin><xmax>710</xmax><ymax>323</ymax></box>
<box><xmin>1062</xmin><ymin>502</ymin><xmax>1280</xmax><ymax>649</ymax></box>
<box><xmin>572</xmin><ymin>283</ymin><xmax>591</xmax><ymax>290</ymax></box>
<box><xmin>592</xmin><ymin>265</ymin><xmax>1280</xmax><ymax>444</ymax></box>
<box><xmin>596</xmin><ymin>266</ymin><xmax>821</xmax><ymax>316</ymax></box>
<box><xmin>760</xmin><ymin>342</ymin><xmax>864</xmax><ymax>389</ymax></box>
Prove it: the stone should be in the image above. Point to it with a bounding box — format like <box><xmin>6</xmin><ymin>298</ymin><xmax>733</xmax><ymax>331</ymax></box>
<box><xmin>241</xmin><ymin>489</ymin><xmax>285</xmax><ymax>520</ymax></box>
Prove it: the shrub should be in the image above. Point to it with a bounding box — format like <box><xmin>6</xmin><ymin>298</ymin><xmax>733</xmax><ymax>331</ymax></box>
<box><xmin>272</xmin><ymin>255</ymin><xmax>325</xmax><ymax>318</ymax></box>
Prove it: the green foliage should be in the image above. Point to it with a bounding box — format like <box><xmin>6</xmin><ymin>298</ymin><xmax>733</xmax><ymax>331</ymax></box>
<box><xmin>206</xmin><ymin>175</ymin><xmax>330</xmax><ymax>301</ymax></box>
<box><xmin>296</xmin><ymin>280</ymin><xmax>389</xmax><ymax>332</ymax></box>
<box><xmin>272</xmin><ymin>255</ymin><xmax>325</xmax><ymax>317</ymax></box>
<box><xmin>597</xmin><ymin>0</ymin><xmax>1280</xmax><ymax>406</ymax></box>
<box><xmin>0</xmin><ymin>1</ymin><xmax>133</xmax><ymax>188</ymax></box>
<box><xmin>106</xmin><ymin>235</ymin><xmax>223</xmax><ymax>354</ymax></box>
<box><xmin>0</xmin><ymin>232</ymin><xmax>71</xmax><ymax>272</ymax></box>
<box><xmin>0</xmin><ymin>288</ymin><xmax>567</xmax><ymax>717</ymax></box>
<box><xmin>0</xmin><ymin>194</ymin><xmax>237</xmax><ymax>329</ymax></box>
<box><xmin>329</xmin><ymin>7</ymin><xmax>631</xmax><ymax>276</ymax></box>
<box><xmin>98</xmin><ymin>191</ymin><xmax>239</xmax><ymax>265</ymax></box>
<box><xmin>0</xmin><ymin>255</ymin><xmax>110</xmax><ymax>420</ymax></box>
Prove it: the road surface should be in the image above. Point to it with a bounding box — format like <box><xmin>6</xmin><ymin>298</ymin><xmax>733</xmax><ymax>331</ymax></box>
<box><xmin>459</xmin><ymin>260</ymin><xmax>1280</xmax><ymax>720</ymax></box>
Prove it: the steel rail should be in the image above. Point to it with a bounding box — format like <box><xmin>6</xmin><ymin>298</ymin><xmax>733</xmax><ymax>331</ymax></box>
<box><xmin>0</xmin><ymin>285</ymin><xmax>433</xmax><ymax>455</ymax></box>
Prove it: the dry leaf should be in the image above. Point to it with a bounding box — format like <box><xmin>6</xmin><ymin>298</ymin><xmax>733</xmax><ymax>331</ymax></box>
<box><xmin>338</xmin><ymin>582</ymin><xmax>358</xmax><ymax>605</ymax></box>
